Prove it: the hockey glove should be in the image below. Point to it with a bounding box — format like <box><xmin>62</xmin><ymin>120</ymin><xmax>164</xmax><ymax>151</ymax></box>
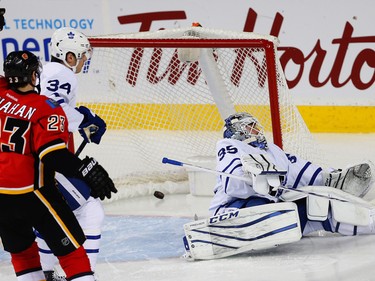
<box><xmin>241</xmin><ymin>154</ymin><xmax>286</xmax><ymax>196</ymax></box>
<box><xmin>323</xmin><ymin>161</ymin><xmax>374</xmax><ymax>198</ymax></box>
<box><xmin>78</xmin><ymin>156</ymin><xmax>117</xmax><ymax>200</ymax></box>
<box><xmin>77</xmin><ymin>106</ymin><xmax>106</xmax><ymax>144</ymax></box>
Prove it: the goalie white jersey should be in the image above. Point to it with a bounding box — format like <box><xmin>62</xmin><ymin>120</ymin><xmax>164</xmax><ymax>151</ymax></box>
<box><xmin>209</xmin><ymin>138</ymin><xmax>324</xmax><ymax>215</ymax></box>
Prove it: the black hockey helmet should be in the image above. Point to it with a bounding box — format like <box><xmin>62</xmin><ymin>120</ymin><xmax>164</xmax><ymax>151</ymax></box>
<box><xmin>3</xmin><ymin>50</ymin><xmax>42</xmax><ymax>88</ymax></box>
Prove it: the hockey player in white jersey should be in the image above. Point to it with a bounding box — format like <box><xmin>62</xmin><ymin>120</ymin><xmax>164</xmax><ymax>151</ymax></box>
<box><xmin>182</xmin><ymin>112</ymin><xmax>375</xmax><ymax>260</ymax></box>
<box><xmin>209</xmin><ymin>112</ymin><xmax>374</xmax><ymax>233</ymax></box>
<box><xmin>36</xmin><ymin>27</ymin><xmax>113</xmax><ymax>281</ymax></box>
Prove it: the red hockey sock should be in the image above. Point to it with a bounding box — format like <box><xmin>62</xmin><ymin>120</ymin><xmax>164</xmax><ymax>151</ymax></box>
<box><xmin>57</xmin><ymin>246</ymin><xmax>93</xmax><ymax>280</ymax></box>
<box><xmin>10</xmin><ymin>241</ymin><xmax>42</xmax><ymax>275</ymax></box>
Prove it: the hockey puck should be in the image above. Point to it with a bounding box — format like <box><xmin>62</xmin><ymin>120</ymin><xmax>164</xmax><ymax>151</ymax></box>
<box><xmin>153</xmin><ymin>191</ymin><xmax>165</xmax><ymax>199</ymax></box>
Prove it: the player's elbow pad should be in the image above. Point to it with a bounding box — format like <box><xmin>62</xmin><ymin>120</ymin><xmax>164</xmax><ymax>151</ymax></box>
<box><xmin>42</xmin><ymin>148</ymin><xmax>82</xmax><ymax>177</ymax></box>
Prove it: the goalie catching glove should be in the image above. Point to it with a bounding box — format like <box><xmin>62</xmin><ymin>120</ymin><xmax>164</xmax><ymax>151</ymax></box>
<box><xmin>78</xmin><ymin>156</ymin><xmax>117</xmax><ymax>200</ymax></box>
<box><xmin>323</xmin><ymin>161</ymin><xmax>374</xmax><ymax>198</ymax></box>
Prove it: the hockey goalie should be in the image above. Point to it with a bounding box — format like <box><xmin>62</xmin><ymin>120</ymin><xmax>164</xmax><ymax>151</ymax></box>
<box><xmin>182</xmin><ymin>112</ymin><xmax>375</xmax><ymax>261</ymax></box>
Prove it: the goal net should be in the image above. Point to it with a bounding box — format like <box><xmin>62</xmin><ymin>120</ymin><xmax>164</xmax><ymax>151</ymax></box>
<box><xmin>76</xmin><ymin>27</ymin><xmax>322</xmax><ymax>196</ymax></box>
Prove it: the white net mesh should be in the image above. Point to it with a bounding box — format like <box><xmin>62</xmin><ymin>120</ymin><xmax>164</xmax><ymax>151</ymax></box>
<box><xmin>76</xmin><ymin>27</ymin><xmax>323</xmax><ymax>192</ymax></box>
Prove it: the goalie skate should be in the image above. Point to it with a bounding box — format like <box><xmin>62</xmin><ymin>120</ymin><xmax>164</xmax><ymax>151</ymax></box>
<box><xmin>182</xmin><ymin>202</ymin><xmax>301</xmax><ymax>261</ymax></box>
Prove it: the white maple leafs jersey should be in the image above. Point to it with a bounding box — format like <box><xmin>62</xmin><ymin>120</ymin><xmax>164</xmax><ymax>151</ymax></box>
<box><xmin>37</xmin><ymin>61</ymin><xmax>103</xmax><ymax>274</ymax></box>
<box><xmin>40</xmin><ymin>62</ymin><xmax>84</xmax><ymax>132</ymax></box>
<box><xmin>40</xmin><ymin>62</ymin><xmax>90</xmax><ymax>208</ymax></box>
<box><xmin>209</xmin><ymin>138</ymin><xmax>324</xmax><ymax>215</ymax></box>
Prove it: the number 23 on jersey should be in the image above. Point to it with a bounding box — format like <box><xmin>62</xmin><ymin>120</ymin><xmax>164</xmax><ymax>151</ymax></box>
<box><xmin>0</xmin><ymin>115</ymin><xmax>66</xmax><ymax>153</ymax></box>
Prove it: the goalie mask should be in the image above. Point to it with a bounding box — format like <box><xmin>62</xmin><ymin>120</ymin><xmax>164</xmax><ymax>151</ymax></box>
<box><xmin>223</xmin><ymin>112</ymin><xmax>268</xmax><ymax>149</ymax></box>
<box><xmin>3</xmin><ymin>50</ymin><xmax>42</xmax><ymax>90</ymax></box>
<box><xmin>49</xmin><ymin>27</ymin><xmax>92</xmax><ymax>72</ymax></box>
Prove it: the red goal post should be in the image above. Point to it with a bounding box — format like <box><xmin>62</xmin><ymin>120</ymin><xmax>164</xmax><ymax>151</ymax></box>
<box><xmin>88</xmin><ymin>37</ymin><xmax>283</xmax><ymax>146</ymax></box>
<box><xmin>76</xmin><ymin>27</ymin><xmax>322</xmax><ymax>190</ymax></box>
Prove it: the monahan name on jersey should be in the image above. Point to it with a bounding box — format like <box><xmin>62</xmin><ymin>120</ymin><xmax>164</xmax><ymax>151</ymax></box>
<box><xmin>0</xmin><ymin>93</ymin><xmax>36</xmax><ymax>120</ymax></box>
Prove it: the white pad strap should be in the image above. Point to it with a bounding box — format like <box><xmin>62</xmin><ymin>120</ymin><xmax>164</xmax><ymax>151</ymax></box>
<box><xmin>306</xmin><ymin>195</ymin><xmax>330</xmax><ymax>221</ymax></box>
<box><xmin>183</xmin><ymin>202</ymin><xmax>301</xmax><ymax>260</ymax></box>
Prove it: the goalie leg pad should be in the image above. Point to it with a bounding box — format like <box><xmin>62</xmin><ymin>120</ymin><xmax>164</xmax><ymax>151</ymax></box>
<box><xmin>306</xmin><ymin>193</ymin><xmax>370</xmax><ymax>226</ymax></box>
<box><xmin>183</xmin><ymin>202</ymin><xmax>301</xmax><ymax>260</ymax></box>
<box><xmin>330</xmin><ymin>199</ymin><xmax>371</xmax><ymax>226</ymax></box>
<box><xmin>282</xmin><ymin>186</ymin><xmax>374</xmax><ymax>226</ymax></box>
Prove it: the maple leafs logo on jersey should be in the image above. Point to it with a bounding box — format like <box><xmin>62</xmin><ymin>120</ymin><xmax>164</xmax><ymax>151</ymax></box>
<box><xmin>45</xmin><ymin>98</ymin><xmax>60</xmax><ymax>109</ymax></box>
<box><xmin>67</xmin><ymin>31</ymin><xmax>75</xmax><ymax>39</ymax></box>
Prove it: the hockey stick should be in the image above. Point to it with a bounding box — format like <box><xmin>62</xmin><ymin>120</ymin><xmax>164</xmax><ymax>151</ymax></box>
<box><xmin>162</xmin><ymin>157</ymin><xmax>253</xmax><ymax>183</ymax></box>
<box><xmin>75</xmin><ymin>139</ymin><xmax>88</xmax><ymax>156</ymax></box>
<box><xmin>162</xmin><ymin>157</ymin><xmax>375</xmax><ymax>209</ymax></box>
<box><xmin>75</xmin><ymin>125</ymin><xmax>99</xmax><ymax>157</ymax></box>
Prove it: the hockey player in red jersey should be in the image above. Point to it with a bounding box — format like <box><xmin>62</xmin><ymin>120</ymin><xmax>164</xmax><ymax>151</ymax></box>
<box><xmin>0</xmin><ymin>50</ymin><xmax>117</xmax><ymax>281</ymax></box>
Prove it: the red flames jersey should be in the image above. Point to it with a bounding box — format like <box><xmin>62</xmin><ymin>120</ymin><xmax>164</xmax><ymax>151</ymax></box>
<box><xmin>0</xmin><ymin>77</ymin><xmax>69</xmax><ymax>194</ymax></box>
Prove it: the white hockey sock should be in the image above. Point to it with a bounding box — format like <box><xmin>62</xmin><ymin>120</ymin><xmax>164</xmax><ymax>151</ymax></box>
<box><xmin>35</xmin><ymin>235</ymin><xmax>58</xmax><ymax>271</ymax></box>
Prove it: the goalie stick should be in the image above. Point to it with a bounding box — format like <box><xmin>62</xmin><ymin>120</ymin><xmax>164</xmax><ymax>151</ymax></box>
<box><xmin>162</xmin><ymin>157</ymin><xmax>375</xmax><ymax>210</ymax></box>
<box><xmin>162</xmin><ymin>157</ymin><xmax>255</xmax><ymax>184</ymax></box>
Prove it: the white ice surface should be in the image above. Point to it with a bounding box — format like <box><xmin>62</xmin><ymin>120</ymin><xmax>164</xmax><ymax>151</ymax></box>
<box><xmin>2</xmin><ymin>133</ymin><xmax>375</xmax><ymax>281</ymax></box>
